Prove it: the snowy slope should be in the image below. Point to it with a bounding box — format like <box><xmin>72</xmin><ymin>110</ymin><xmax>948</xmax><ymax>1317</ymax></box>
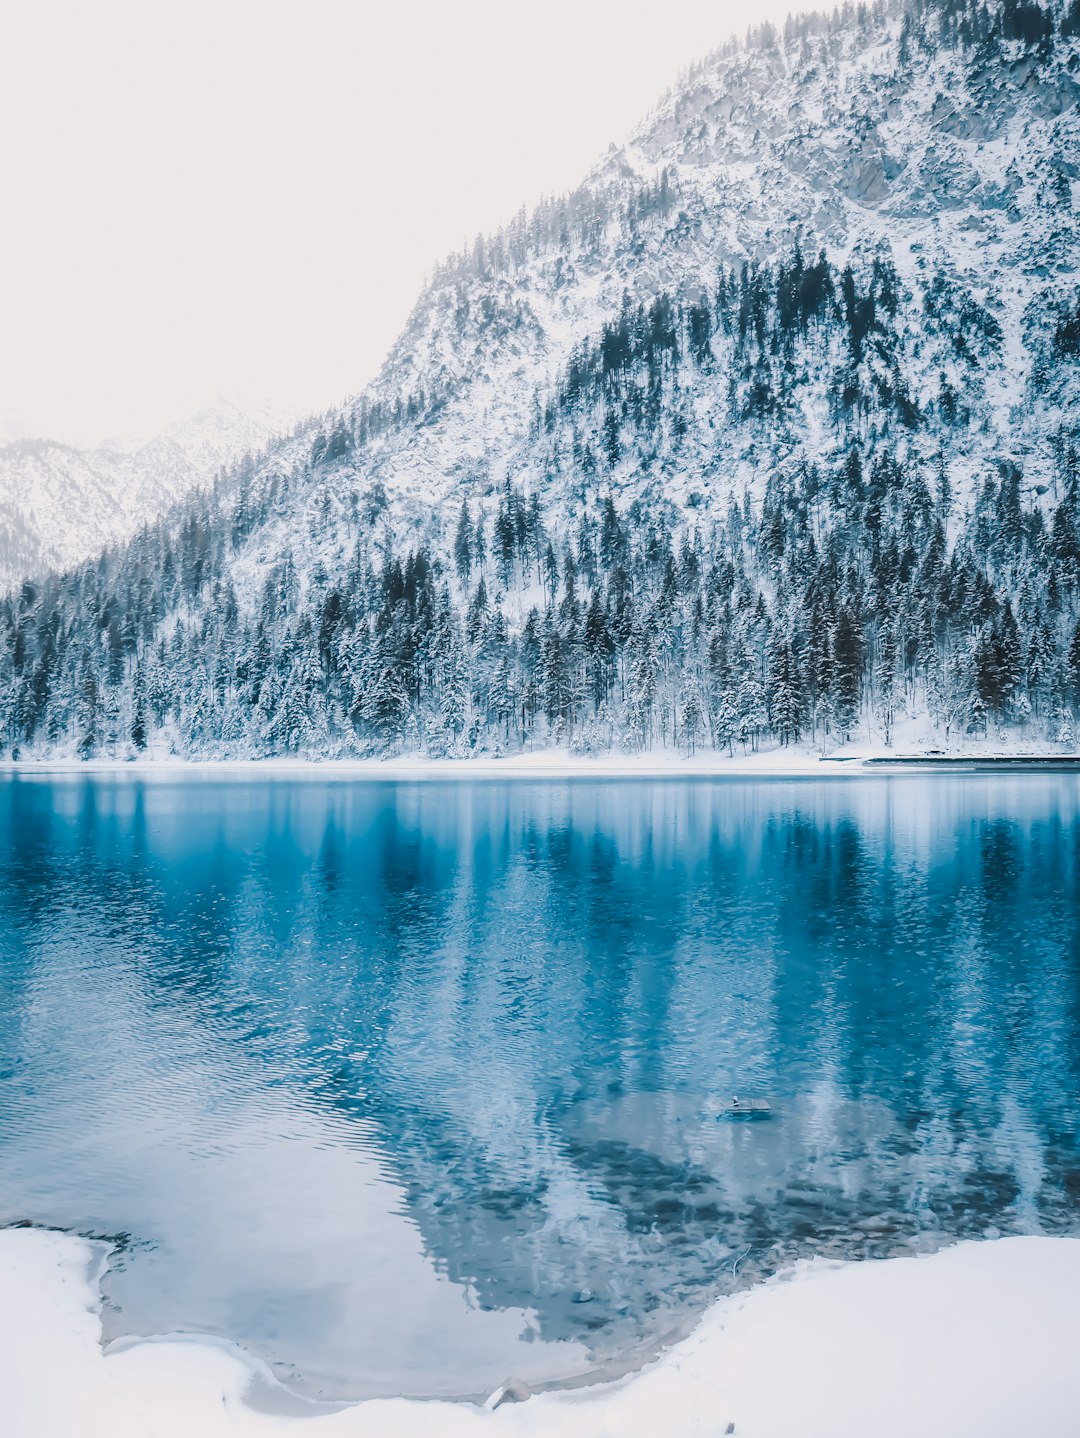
<box><xmin>305</xmin><ymin>0</ymin><xmax>1080</xmax><ymax>548</ymax></box>
<box><xmin>0</xmin><ymin>399</ymin><xmax>289</xmax><ymax>589</ymax></box>
<box><xmin>11</xmin><ymin>3</ymin><xmax>1080</xmax><ymax>597</ymax></box>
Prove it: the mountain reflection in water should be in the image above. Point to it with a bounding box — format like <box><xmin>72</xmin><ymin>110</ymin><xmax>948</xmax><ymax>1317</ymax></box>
<box><xmin>0</xmin><ymin>773</ymin><xmax>1077</xmax><ymax>1400</ymax></box>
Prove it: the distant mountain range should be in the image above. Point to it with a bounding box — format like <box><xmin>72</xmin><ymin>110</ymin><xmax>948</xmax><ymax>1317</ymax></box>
<box><xmin>0</xmin><ymin>399</ymin><xmax>290</xmax><ymax>589</ymax></box>
<box><xmin>5</xmin><ymin>0</ymin><xmax>1080</xmax><ymax>760</ymax></box>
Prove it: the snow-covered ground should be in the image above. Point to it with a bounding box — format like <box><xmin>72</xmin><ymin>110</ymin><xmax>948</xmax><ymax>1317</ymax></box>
<box><xmin>3</xmin><ymin>732</ymin><xmax>1079</xmax><ymax>781</ymax></box>
<box><xmin>2</xmin><ymin>1228</ymin><xmax>1078</xmax><ymax>1437</ymax></box>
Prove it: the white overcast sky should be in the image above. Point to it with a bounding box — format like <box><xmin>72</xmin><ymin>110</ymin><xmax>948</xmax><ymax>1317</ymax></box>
<box><xmin>1</xmin><ymin>0</ymin><xmax>814</xmax><ymax>447</ymax></box>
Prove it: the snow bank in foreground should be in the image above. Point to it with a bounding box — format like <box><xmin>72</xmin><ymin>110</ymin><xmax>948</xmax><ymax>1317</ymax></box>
<box><xmin>3</xmin><ymin>1231</ymin><xmax>1079</xmax><ymax>1438</ymax></box>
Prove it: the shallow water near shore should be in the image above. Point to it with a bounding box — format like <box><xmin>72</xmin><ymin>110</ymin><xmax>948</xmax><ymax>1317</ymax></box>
<box><xmin>1</xmin><ymin>773</ymin><xmax>1079</xmax><ymax>1401</ymax></box>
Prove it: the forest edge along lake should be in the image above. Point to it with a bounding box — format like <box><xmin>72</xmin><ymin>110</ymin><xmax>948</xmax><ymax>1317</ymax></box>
<box><xmin>7</xmin><ymin>744</ymin><xmax>1080</xmax><ymax>780</ymax></box>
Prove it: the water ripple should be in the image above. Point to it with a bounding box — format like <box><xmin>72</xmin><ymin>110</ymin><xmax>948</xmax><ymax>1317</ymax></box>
<box><xmin>0</xmin><ymin>773</ymin><xmax>1078</xmax><ymax>1400</ymax></box>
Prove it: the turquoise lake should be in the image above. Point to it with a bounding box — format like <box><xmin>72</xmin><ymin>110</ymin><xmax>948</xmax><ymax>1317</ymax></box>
<box><xmin>0</xmin><ymin>773</ymin><xmax>1078</xmax><ymax>1401</ymax></box>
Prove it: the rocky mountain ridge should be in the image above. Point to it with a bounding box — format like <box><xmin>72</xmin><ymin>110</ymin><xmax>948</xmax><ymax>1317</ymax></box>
<box><xmin>0</xmin><ymin>398</ymin><xmax>290</xmax><ymax>588</ymax></box>
<box><xmin>327</xmin><ymin>0</ymin><xmax>1080</xmax><ymax>546</ymax></box>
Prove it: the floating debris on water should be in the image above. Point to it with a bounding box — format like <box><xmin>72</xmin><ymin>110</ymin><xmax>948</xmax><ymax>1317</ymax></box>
<box><xmin>723</xmin><ymin>1096</ymin><xmax>772</xmax><ymax>1119</ymax></box>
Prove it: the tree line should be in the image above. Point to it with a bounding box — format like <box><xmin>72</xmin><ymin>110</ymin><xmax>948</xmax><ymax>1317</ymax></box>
<box><xmin>3</xmin><ymin>439</ymin><xmax>1080</xmax><ymax>759</ymax></box>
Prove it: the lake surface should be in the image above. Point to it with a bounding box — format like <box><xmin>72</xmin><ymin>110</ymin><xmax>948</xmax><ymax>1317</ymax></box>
<box><xmin>1</xmin><ymin>772</ymin><xmax>1079</xmax><ymax>1401</ymax></box>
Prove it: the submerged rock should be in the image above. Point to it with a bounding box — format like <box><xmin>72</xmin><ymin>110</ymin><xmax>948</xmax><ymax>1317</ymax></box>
<box><xmin>486</xmin><ymin>1376</ymin><xmax>532</xmax><ymax>1410</ymax></box>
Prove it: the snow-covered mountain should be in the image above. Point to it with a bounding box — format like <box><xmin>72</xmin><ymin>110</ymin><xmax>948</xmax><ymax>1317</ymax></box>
<box><xmin>330</xmin><ymin>0</ymin><xmax>1080</xmax><ymax>530</ymax></box>
<box><xmin>0</xmin><ymin>399</ymin><xmax>289</xmax><ymax>589</ymax></box>
<box><xmin>6</xmin><ymin>0</ymin><xmax>1080</xmax><ymax>760</ymax></box>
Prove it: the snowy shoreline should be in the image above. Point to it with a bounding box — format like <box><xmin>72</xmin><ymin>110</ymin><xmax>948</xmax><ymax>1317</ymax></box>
<box><xmin>3</xmin><ymin>1227</ymin><xmax>1079</xmax><ymax>1437</ymax></box>
<box><xmin>3</xmin><ymin>743</ymin><xmax>1080</xmax><ymax>781</ymax></box>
